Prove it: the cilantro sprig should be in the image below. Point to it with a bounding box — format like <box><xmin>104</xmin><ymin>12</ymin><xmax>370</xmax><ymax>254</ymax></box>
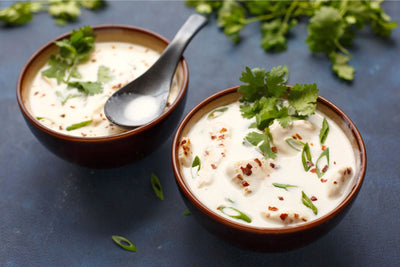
<box><xmin>186</xmin><ymin>0</ymin><xmax>397</xmax><ymax>81</ymax></box>
<box><xmin>239</xmin><ymin>66</ymin><xmax>318</xmax><ymax>160</ymax></box>
<box><xmin>0</xmin><ymin>1</ymin><xmax>105</xmax><ymax>27</ymax></box>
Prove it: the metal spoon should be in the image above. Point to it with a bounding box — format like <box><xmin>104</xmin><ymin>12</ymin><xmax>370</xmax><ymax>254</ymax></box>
<box><xmin>104</xmin><ymin>14</ymin><xmax>207</xmax><ymax>128</ymax></box>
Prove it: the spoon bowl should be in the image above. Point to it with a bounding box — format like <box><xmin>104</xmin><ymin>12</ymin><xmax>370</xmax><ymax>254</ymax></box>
<box><xmin>105</xmin><ymin>14</ymin><xmax>207</xmax><ymax>128</ymax></box>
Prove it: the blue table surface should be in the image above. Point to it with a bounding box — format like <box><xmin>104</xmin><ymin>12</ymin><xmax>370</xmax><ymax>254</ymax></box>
<box><xmin>1</xmin><ymin>1</ymin><xmax>399</xmax><ymax>266</ymax></box>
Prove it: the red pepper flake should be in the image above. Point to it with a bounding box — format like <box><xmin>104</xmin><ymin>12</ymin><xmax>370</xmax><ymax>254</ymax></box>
<box><xmin>310</xmin><ymin>196</ymin><xmax>318</xmax><ymax>201</ymax></box>
<box><xmin>181</xmin><ymin>140</ymin><xmax>187</xmax><ymax>145</ymax></box>
<box><xmin>236</xmin><ymin>174</ymin><xmax>243</xmax><ymax>180</ymax></box>
<box><xmin>295</xmin><ymin>133</ymin><xmax>302</xmax><ymax>140</ymax></box>
<box><xmin>310</xmin><ymin>168</ymin><xmax>317</xmax><ymax>173</ymax></box>
<box><xmin>91</xmin><ymin>59</ymin><xmax>97</xmax><ymax>63</ymax></box>
<box><xmin>81</xmin><ymin>132</ymin><xmax>87</xmax><ymax>137</ymax></box>
<box><xmin>322</xmin><ymin>165</ymin><xmax>328</xmax><ymax>173</ymax></box>
<box><xmin>278</xmin><ymin>196</ymin><xmax>284</xmax><ymax>201</ymax></box>
<box><xmin>240</xmin><ymin>164</ymin><xmax>253</xmax><ymax>176</ymax></box>
<box><xmin>294</xmin><ymin>213</ymin><xmax>299</xmax><ymax>219</ymax></box>
<box><xmin>60</xmin><ymin>114</ymin><xmax>66</xmax><ymax>118</ymax></box>
<box><xmin>292</xmin><ymin>135</ymin><xmax>297</xmax><ymax>140</ymax></box>
<box><xmin>346</xmin><ymin>168</ymin><xmax>352</xmax><ymax>175</ymax></box>
<box><xmin>59</xmin><ymin>126</ymin><xmax>63</xmax><ymax>130</ymax></box>
<box><xmin>220</xmin><ymin>128</ymin><xmax>227</xmax><ymax>133</ymax></box>
<box><xmin>271</xmin><ymin>147</ymin><xmax>277</xmax><ymax>153</ymax></box>
<box><xmin>221</xmin><ymin>152</ymin><xmax>226</xmax><ymax>157</ymax></box>
<box><xmin>322</xmin><ymin>145</ymin><xmax>327</xmax><ymax>151</ymax></box>
<box><xmin>211</xmin><ymin>164</ymin><xmax>217</xmax><ymax>169</ymax></box>
<box><xmin>334</xmin><ymin>161</ymin><xmax>337</xmax><ymax>165</ymax></box>
<box><xmin>211</xmin><ymin>135</ymin><xmax>216</xmax><ymax>140</ymax></box>
<box><xmin>34</xmin><ymin>91</ymin><xmax>39</xmax><ymax>96</ymax></box>
<box><xmin>268</xmin><ymin>206</ymin><xmax>278</xmax><ymax>211</ymax></box>
<box><xmin>307</xmin><ymin>161</ymin><xmax>314</xmax><ymax>167</ymax></box>
<box><xmin>310</xmin><ymin>143</ymin><xmax>314</xmax><ymax>146</ymax></box>
<box><xmin>280</xmin><ymin>213</ymin><xmax>288</xmax><ymax>221</ymax></box>
<box><xmin>270</xmin><ymin>162</ymin><xmax>276</xmax><ymax>169</ymax></box>
<box><xmin>70</xmin><ymin>106</ymin><xmax>75</xmax><ymax>109</ymax></box>
<box><xmin>242</xmin><ymin>181</ymin><xmax>249</xmax><ymax>187</ymax></box>
<box><xmin>254</xmin><ymin>158</ymin><xmax>262</xmax><ymax>167</ymax></box>
<box><xmin>333</xmin><ymin>181</ymin><xmax>338</xmax><ymax>184</ymax></box>
<box><xmin>320</xmin><ymin>178</ymin><xmax>327</xmax><ymax>183</ymax></box>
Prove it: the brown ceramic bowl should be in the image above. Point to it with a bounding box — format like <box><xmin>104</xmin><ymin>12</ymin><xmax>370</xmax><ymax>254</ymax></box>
<box><xmin>17</xmin><ymin>25</ymin><xmax>189</xmax><ymax>168</ymax></box>
<box><xmin>172</xmin><ymin>86</ymin><xmax>366</xmax><ymax>252</ymax></box>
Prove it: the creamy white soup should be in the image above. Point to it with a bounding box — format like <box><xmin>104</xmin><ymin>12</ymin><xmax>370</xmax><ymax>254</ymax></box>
<box><xmin>28</xmin><ymin>42</ymin><xmax>180</xmax><ymax>137</ymax></box>
<box><xmin>179</xmin><ymin>101</ymin><xmax>357</xmax><ymax>228</ymax></box>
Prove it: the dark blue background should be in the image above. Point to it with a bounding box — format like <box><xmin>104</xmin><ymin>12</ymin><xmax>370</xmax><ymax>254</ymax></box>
<box><xmin>1</xmin><ymin>1</ymin><xmax>399</xmax><ymax>266</ymax></box>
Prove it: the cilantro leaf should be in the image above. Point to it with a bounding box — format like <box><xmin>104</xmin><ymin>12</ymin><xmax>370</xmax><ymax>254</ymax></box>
<box><xmin>41</xmin><ymin>55</ymin><xmax>70</xmax><ymax>84</ymax></box>
<box><xmin>288</xmin><ymin>83</ymin><xmax>318</xmax><ymax>116</ymax></box>
<box><xmin>329</xmin><ymin>52</ymin><xmax>355</xmax><ymax>81</ymax></box>
<box><xmin>48</xmin><ymin>1</ymin><xmax>81</xmax><ymax>26</ymax></box>
<box><xmin>245</xmin><ymin>131</ymin><xmax>276</xmax><ymax>159</ymax></box>
<box><xmin>217</xmin><ymin>0</ymin><xmax>246</xmax><ymax>43</ymax></box>
<box><xmin>0</xmin><ymin>2</ymin><xmax>41</xmax><ymax>26</ymax></box>
<box><xmin>68</xmin><ymin>81</ymin><xmax>103</xmax><ymax>96</ymax></box>
<box><xmin>97</xmin><ymin>65</ymin><xmax>113</xmax><ymax>83</ymax></box>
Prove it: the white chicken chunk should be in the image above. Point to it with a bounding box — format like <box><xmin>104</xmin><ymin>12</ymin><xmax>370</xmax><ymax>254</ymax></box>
<box><xmin>327</xmin><ymin>166</ymin><xmax>353</xmax><ymax>198</ymax></box>
<box><xmin>269</xmin><ymin>120</ymin><xmax>317</xmax><ymax>156</ymax></box>
<box><xmin>178</xmin><ymin>137</ymin><xmax>193</xmax><ymax>168</ymax></box>
<box><xmin>225</xmin><ymin>158</ymin><xmax>273</xmax><ymax>195</ymax></box>
<box><xmin>261</xmin><ymin>210</ymin><xmax>309</xmax><ymax>225</ymax></box>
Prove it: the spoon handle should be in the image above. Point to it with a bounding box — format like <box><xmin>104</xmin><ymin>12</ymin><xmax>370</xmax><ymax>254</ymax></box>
<box><xmin>149</xmin><ymin>14</ymin><xmax>208</xmax><ymax>85</ymax></box>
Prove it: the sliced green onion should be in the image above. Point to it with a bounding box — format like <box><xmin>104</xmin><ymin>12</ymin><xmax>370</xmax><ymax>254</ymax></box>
<box><xmin>151</xmin><ymin>173</ymin><xmax>164</xmax><ymax>200</ymax></box>
<box><xmin>191</xmin><ymin>155</ymin><xmax>201</xmax><ymax>178</ymax></box>
<box><xmin>217</xmin><ymin>205</ymin><xmax>252</xmax><ymax>223</ymax></box>
<box><xmin>301</xmin><ymin>143</ymin><xmax>313</xmax><ymax>171</ymax></box>
<box><xmin>272</xmin><ymin>183</ymin><xmax>298</xmax><ymax>191</ymax></box>
<box><xmin>285</xmin><ymin>137</ymin><xmax>305</xmax><ymax>151</ymax></box>
<box><xmin>316</xmin><ymin>148</ymin><xmax>330</xmax><ymax>178</ymax></box>
<box><xmin>302</xmin><ymin>191</ymin><xmax>318</xmax><ymax>215</ymax></box>
<box><xmin>111</xmin><ymin>235</ymin><xmax>137</xmax><ymax>252</ymax></box>
<box><xmin>319</xmin><ymin>118</ymin><xmax>329</xmax><ymax>144</ymax></box>
<box><xmin>183</xmin><ymin>209</ymin><xmax>191</xmax><ymax>215</ymax></box>
<box><xmin>36</xmin><ymin>117</ymin><xmax>45</xmax><ymax>120</ymax></box>
<box><xmin>207</xmin><ymin>107</ymin><xmax>228</xmax><ymax>119</ymax></box>
<box><xmin>66</xmin><ymin>120</ymin><xmax>92</xmax><ymax>131</ymax></box>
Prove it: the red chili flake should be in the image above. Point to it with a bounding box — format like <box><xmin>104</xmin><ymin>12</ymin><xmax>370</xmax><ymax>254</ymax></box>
<box><xmin>268</xmin><ymin>206</ymin><xmax>278</xmax><ymax>211</ymax></box>
<box><xmin>220</xmin><ymin>128</ymin><xmax>228</xmax><ymax>133</ymax></box>
<box><xmin>280</xmin><ymin>213</ymin><xmax>288</xmax><ymax>221</ymax></box>
<box><xmin>91</xmin><ymin>59</ymin><xmax>97</xmax><ymax>62</ymax></box>
<box><xmin>278</xmin><ymin>196</ymin><xmax>284</xmax><ymax>201</ymax></box>
<box><xmin>294</xmin><ymin>213</ymin><xmax>299</xmax><ymax>219</ymax></box>
<box><xmin>310</xmin><ymin>196</ymin><xmax>318</xmax><ymax>201</ymax></box>
<box><xmin>270</xmin><ymin>163</ymin><xmax>276</xmax><ymax>169</ymax></box>
<box><xmin>346</xmin><ymin>168</ymin><xmax>352</xmax><ymax>175</ymax></box>
<box><xmin>271</xmin><ymin>147</ymin><xmax>277</xmax><ymax>153</ymax></box>
<box><xmin>310</xmin><ymin>168</ymin><xmax>317</xmax><ymax>173</ymax></box>
<box><xmin>181</xmin><ymin>140</ymin><xmax>187</xmax><ymax>145</ymax></box>
<box><xmin>218</xmin><ymin>135</ymin><xmax>225</xmax><ymax>140</ymax></box>
<box><xmin>295</xmin><ymin>133</ymin><xmax>302</xmax><ymax>140</ymax></box>
<box><xmin>242</xmin><ymin>181</ymin><xmax>249</xmax><ymax>187</ymax></box>
<box><xmin>236</xmin><ymin>174</ymin><xmax>243</xmax><ymax>180</ymax></box>
<box><xmin>254</xmin><ymin>158</ymin><xmax>262</xmax><ymax>167</ymax></box>
<box><xmin>310</xmin><ymin>143</ymin><xmax>314</xmax><ymax>146</ymax></box>
<box><xmin>322</xmin><ymin>145</ymin><xmax>327</xmax><ymax>151</ymax></box>
<box><xmin>292</xmin><ymin>135</ymin><xmax>297</xmax><ymax>140</ymax></box>
<box><xmin>70</xmin><ymin>106</ymin><xmax>76</xmax><ymax>109</ymax></box>
<box><xmin>211</xmin><ymin>164</ymin><xmax>217</xmax><ymax>169</ymax></box>
<box><xmin>333</xmin><ymin>181</ymin><xmax>338</xmax><ymax>184</ymax></box>
<box><xmin>307</xmin><ymin>161</ymin><xmax>314</xmax><ymax>167</ymax></box>
<box><xmin>334</xmin><ymin>161</ymin><xmax>337</xmax><ymax>165</ymax></box>
<box><xmin>81</xmin><ymin>132</ymin><xmax>87</xmax><ymax>137</ymax></box>
<box><xmin>59</xmin><ymin>126</ymin><xmax>63</xmax><ymax>130</ymax></box>
<box><xmin>60</xmin><ymin>114</ymin><xmax>66</xmax><ymax>118</ymax></box>
<box><xmin>111</xmin><ymin>45</ymin><xmax>116</xmax><ymax>49</ymax></box>
<box><xmin>322</xmin><ymin>165</ymin><xmax>328</xmax><ymax>173</ymax></box>
<box><xmin>34</xmin><ymin>91</ymin><xmax>39</xmax><ymax>96</ymax></box>
<box><xmin>240</xmin><ymin>164</ymin><xmax>253</xmax><ymax>176</ymax></box>
<box><xmin>211</xmin><ymin>135</ymin><xmax>216</xmax><ymax>140</ymax></box>
<box><xmin>320</xmin><ymin>179</ymin><xmax>327</xmax><ymax>183</ymax></box>
<box><xmin>166</xmin><ymin>102</ymin><xmax>171</xmax><ymax>107</ymax></box>
<box><xmin>221</xmin><ymin>152</ymin><xmax>226</xmax><ymax>157</ymax></box>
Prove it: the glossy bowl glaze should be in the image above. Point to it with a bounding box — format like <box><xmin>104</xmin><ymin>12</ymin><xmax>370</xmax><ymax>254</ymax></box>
<box><xmin>172</xmin><ymin>87</ymin><xmax>366</xmax><ymax>252</ymax></box>
<box><xmin>17</xmin><ymin>25</ymin><xmax>189</xmax><ymax>168</ymax></box>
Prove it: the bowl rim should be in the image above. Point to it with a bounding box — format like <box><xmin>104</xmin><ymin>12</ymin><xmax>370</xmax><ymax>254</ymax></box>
<box><xmin>172</xmin><ymin>86</ymin><xmax>367</xmax><ymax>235</ymax></box>
<box><xmin>16</xmin><ymin>24</ymin><xmax>189</xmax><ymax>143</ymax></box>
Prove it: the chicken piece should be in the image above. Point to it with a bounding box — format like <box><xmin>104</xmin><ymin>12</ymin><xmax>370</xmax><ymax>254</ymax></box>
<box><xmin>327</xmin><ymin>166</ymin><xmax>353</xmax><ymax>198</ymax></box>
<box><xmin>226</xmin><ymin>158</ymin><xmax>273</xmax><ymax>195</ymax></box>
<box><xmin>196</xmin><ymin>122</ymin><xmax>231</xmax><ymax>188</ymax></box>
<box><xmin>261</xmin><ymin>210</ymin><xmax>309</xmax><ymax>225</ymax></box>
<box><xmin>178</xmin><ymin>137</ymin><xmax>193</xmax><ymax>168</ymax></box>
<box><xmin>269</xmin><ymin>120</ymin><xmax>317</xmax><ymax>156</ymax></box>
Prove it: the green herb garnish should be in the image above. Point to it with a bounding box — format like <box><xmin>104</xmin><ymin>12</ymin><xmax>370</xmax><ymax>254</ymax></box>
<box><xmin>191</xmin><ymin>155</ymin><xmax>201</xmax><ymax>178</ymax></box>
<box><xmin>97</xmin><ymin>65</ymin><xmax>113</xmax><ymax>83</ymax></box>
<box><xmin>207</xmin><ymin>107</ymin><xmax>228</xmax><ymax>119</ymax></box>
<box><xmin>67</xmin><ymin>81</ymin><xmax>103</xmax><ymax>95</ymax></box>
<box><xmin>301</xmin><ymin>143</ymin><xmax>313</xmax><ymax>172</ymax></box>
<box><xmin>302</xmin><ymin>191</ymin><xmax>318</xmax><ymax>215</ymax></box>
<box><xmin>273</xmin><ymin>183</ymin><xmax>298</xmax><ymax>191</ymax></box>
<box><xmin>319</xmin><ymin>118</ymin><xmax>329</xmax><ymax>144</ymax></box>
<box><xmin>285</xmin><ymin>137</ymin><xmax>305</xmax><ymax>152</ymax></box>
<box><xmin>0</xmin><ymin>1</ymin><xmax>105</xmax><ymax>26</ymax></box>
<box><xmin>66</xmin><ymin>119</ymin><xmax>92</xmax><ymax>131</ymax></box>
<box><xmin>316</xmin><ymin>148</ymin><xmax>330</xmax><ymax>178</ymax></box>
<box><xmin>151</xmin><ymin>173</ymin><xmax>164</xmax><ymax>200</ymax></box>
<box><xmin>183</xmin><ymin>209</ymin><xmax>191</xmax><ymax>216</ymax></box>
<box><xmin>42</xmin><ymin>26</ymin><xmax>96</xmax><ymax>84</ymax></box>
<box><xmin>217</xmin><ymin>205</ymin><xmax>252</xmax><ymax>223</ymax></box>
<box><xmin>36</xmin><ymin>117</ymin><xmax>45</xmax><ymax>120</ymax></box>
<box><xmin>186</xmin><ymin>1</ymin><xmax>397</xmax><ymax>81</ymax></box>
<box><xmin>244</xmin><ymin>130</ymin><xmax>276</xmax><ymax>159</ymax></box>
<box><xmin>111</xmin><ymin>235</ymin><xmax>137</xmax><ymax>252</ymax></box>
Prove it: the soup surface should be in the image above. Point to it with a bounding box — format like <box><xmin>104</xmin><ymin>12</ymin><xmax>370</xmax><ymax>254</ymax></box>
<box><xmin>27</xmin><ymin>42</ymin><xmax>180</xmax><ymax>137</ymax></box>
<box><xmin>179</xmin><ymin>101</ymin><xmax>357</xmax><ymax>227</ymax></box>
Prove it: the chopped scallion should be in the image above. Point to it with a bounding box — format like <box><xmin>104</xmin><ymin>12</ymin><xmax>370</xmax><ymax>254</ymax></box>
<box><xmin>151</xmin><ymin>173</ymin><xmax>164</xmax><ymax>200</ymax></box>
<box><xmin>207</xmin><ymin>107</ymin><xmax>228</xmax><ymax>119</ymax></box>
<box><xmin>301</xmin><ymin>143</ymin><xmax>313</xmax><ymax>171</ymax></box>
<box><xmin>111</xmin><ymin>235</ymin><xmax>137</xmax><ymax>252</ymax></box>
<box><xmin>302</xmin><ymin>191</ymin><xmax>318</xmax><ymax>215</ymax></box>
<box><xmin>217</xmin><ymin>205</ymin><xmax>252</xmax><ymax>223</ymax></box>
<box><xmin>66</xmin><ymin>119</ymin><xmax>92</xmax><ymax>131</ymax></box>
<box><xmin>319</xmin><ymin>118</ymin><xmax>329</xmax><ymax>144</ymax></box>
<box><xmin>272</xmin><ymin>183</ymin><xmax>298</xmax><ymax>191</ymax></box>
<box><xmin>316</xmin><ymin>148</ymin><xmax>330</xmax><ymax>178</ymax></box>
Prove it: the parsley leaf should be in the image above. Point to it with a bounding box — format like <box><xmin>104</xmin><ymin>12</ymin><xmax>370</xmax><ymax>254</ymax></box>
<box><xmin>245</xmin><ymin>131</ymin><xmax>276</xmax><ymax>159</ymax></box>
<box><xmin>67</xmin><ymin>81</ymin><xmax>103</xmax><ymax>96</ymax></box>
<box><xmin>97</xmin><ymin>65</ymin><xmax>113</xmax><ymax>83</ymax></box>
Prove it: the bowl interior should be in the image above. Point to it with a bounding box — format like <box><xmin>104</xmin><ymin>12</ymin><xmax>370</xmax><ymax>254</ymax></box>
<box><xmin>18</xmin><ymin>25</ymin><xmax>188</xmax><ymax>136</ymax></box>
<box><xmin>173</xmin><ymin>87</ymin><xmax>366</xmax><ymax>232</ymax></box>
